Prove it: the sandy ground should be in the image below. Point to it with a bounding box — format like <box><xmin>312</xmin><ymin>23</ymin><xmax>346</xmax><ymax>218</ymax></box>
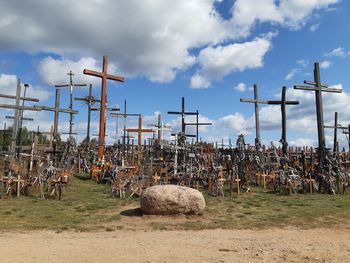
<box><xmin>0</xmin><ymin>228</ymin><xmax>349</xmax><ymax>263</ymax></box>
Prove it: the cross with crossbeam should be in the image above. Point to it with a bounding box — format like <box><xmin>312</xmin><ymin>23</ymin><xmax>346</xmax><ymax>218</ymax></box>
<box><xmin>168</xmin><ymin>97</ymin><xmax>197</xmax><ymax>138</ymax></box>
<box><xmin>126</xmin><ymin>115</ymin><xmax>153</xmax><ymax>165</ymax></box>
<box><xmin>294</xmin><ymin>62</ymin><xmax>342</xmax><ymax>166</ymax></box>
<box><xmin>84</xmin><ymin>55</ymin><xmax>125</xmax><ymax>161</ymax></box>
<box><xmin>240</xmin><ymin>84</ymin><xmax>268</xmax><ymax>150</ymax></box>
<box><xmin>268</xmin><ymin>86</ymin><xmax>299</xmax><ymax>156</ymax></box>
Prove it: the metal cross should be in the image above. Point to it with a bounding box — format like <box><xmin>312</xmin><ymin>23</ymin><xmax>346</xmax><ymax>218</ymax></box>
<box><xmin>83</xmin><ymin>55</ymin><xmax>125</xmax><ymax>161</ymax></box>
<box><xmin>168</xmin><ymin>96</ymin><xmax>197</xmax><ymax>138</ymax></box>
<box><xmin>184</xmin><ymin>110</ymin><xmax>212</xmax><ymax>143</ymax></box>
<box><xmin>55</xmin><ymin>70</ymin><xmax>87</xmax><ymax>139</ymax></box>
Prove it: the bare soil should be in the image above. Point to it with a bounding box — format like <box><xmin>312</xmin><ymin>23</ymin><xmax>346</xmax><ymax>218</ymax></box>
<box><xmin>0</xmin><ymin>227</ymin><xmax>349</xmax><ymax>263</ymax></box>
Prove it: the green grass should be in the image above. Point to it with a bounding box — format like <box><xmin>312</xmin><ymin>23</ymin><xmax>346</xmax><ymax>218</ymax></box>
<box><xmin>0</xmin><ymin>173</ymin><xmax>132</xmax><ymax>231</ymax></box>
<box><xmin>177</xmin><ymin>187</ymin><xmax>350</xmax><ymax>230</ymax></box>
<box><xmin>1</xmin><ymin>176</ymin><xmax>350</xmax><ymax>232</ymax></box>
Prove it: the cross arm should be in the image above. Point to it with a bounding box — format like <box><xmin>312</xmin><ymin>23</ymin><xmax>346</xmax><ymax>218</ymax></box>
<box><xmin>185</xmin><ymin>122</ymin><xmax>212</xmax><ymax>126</ymax></box>
<box><xmin>0</xmin><ymin>94</ymin><xmax>39</xmax><ymax>102</ymax></box>
<box><xmin>5</xmin><ymin>116</ymin><xmax>34</xmax><ymax>121</ymax></box>
<box><xmin>184</xmin><ymin>112</ymin><xmax>198</xmax><ymax>115</ymax></box>
<box><xmin>294</xmin><ymin>85</ymin><xmax>342</xmax><ymax>93</ymax></box>
<box><xmin>304</xmin><ymin>80</ymin><xmax>329</xmax><ymax>88</ymax></box>
<box><xmin>240</xmin><ymin>98</ymin><xmax>269</xmax><ymax>104</ymax></box>
<box><xmin>0</xmin><ymin>104</ymin><xmax>42</xmax><ymax>111</ymax></box>
<box><xmin>267</xmin><ymin>101</ymin><xmax>299</xmax><ymax>105</ymax></box>
<box><xmin>126</xmin><ymin>128</ymin><xmax>154</xmax><ymax>133</ymax></box>
<box><xmin>39</xmin><ymin>106</ymin><xmax>79</xmax><ymax>114</ymax></box>
<box><xmin>167</xmin><ymin>111</ymin><xmax>182</xmax><ymax>115</ymax></box>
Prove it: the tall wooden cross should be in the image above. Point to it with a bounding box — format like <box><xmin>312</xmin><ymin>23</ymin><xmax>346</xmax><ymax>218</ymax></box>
<box><xmin>294</xmin><ymin>62</ymin><xmax>342</xmax><ymax>166</ymax></box>
<box><xmin>83</xmin><ymin>55</ymin><xmax>125</xmax><ymax>161</ymax></box>
<box><xmin>168</xmin><ymin>97</ymin><xmax>197</xmax><ymax>138</ymax></box>
<box><xmin>55</xmin><ymin>70</ymin><xmax>87</xmax><ymax>139</ymax></box>
<box><xmin>126</xmin><ymin>115</ymin><xmax>153</xmax><ymax>165</ymax></box>
<box><xmin>267</xmin><ymin>86</ymin><xmax>299</xmax><ymax>156</ymax></box>
<box><xmin>240</xmin><ymin>84</ymin><xmax>268</xmax><ymax>150</ymax></box>
<box><xmin>184</xmin><ymin>110</ymin><xmax>212</xmax><ymax>143</ymax></box>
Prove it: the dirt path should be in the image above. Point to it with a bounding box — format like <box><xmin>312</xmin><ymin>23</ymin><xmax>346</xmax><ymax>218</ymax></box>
<box><xmin>0</xmin><ymin>228</ymin><xmax>349</xmax><ymax>263</ymax></box>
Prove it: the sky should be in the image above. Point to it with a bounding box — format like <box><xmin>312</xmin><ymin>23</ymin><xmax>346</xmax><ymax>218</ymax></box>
<box><xmin>1</xmin><ymin>0</ymin><xmax>350</xmax><ymax>149</ymax></box>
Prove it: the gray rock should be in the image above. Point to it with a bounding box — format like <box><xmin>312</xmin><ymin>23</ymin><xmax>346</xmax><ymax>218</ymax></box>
<box><xmin>140</xmin><ymin>185</ymin><xmax>206</xmax><ymax>215</ymax></box>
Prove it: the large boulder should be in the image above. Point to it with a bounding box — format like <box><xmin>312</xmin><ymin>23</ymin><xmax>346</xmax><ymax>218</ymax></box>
<box><xmin>140</xmin><ymin>185</ymin><xmax>206</xmax><ymax>215</ymax></box>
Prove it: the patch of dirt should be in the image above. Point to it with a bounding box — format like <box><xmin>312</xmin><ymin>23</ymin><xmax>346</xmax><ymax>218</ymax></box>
<box><xmin>0</xmin><ymin>228</ymin><xmax>349</xmax><ymax>262</ymax></box>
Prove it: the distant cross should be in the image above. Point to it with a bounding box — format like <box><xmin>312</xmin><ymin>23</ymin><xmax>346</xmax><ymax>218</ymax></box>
<box><xmin>267</xmin><ymin>86</ymin><xmax>299</xmax><ymax>156</ymax></box>
<box><xmin>168</xmin><ymin>96</ymin><xmax>197</xmax><ymax>138</ymax></box>
<box><xmin>55</xmin><ymin>70</ymin><xmax>87</xmax><ymax>139</ymax></box>
<box><xmin>74</xmin><ymin>84</ymin><xmax>100</xmax><ymax>143</ymax></box>
<box><xmin>110</xmin><ymin>100</ymin><xmax>139</xmax><ymax>151</ymax></box>
<box><xmin>126</xmin><ymin>115</ymin><xmax>154</xmax><ymax>165</ymax></box>
<box><xmin>323</xmin><ymin>112</ymin><xmax>348</xmax><ymax>153</ymax></box>
<box><xmin>240</xmin><ymin>84</ymin><xmax>268</xmax><ymax>150</ymax></box>
<box><xmin>147</xmin><ymin>113</ymin><xmax>172</xmax><ymax>145</ymax></box>
<box><xmin>184</xmin><ymin>110</ymin><xmax>212</xmax><ymax>143</ymax></box>
<box><xmin>294</xmin><ymin>62</ymin><xmax>342</xmax><ymax>166</ymax></box>
<box><xmin>83</xmin><ymin>55</ymin><xmax>125</xmax><ymax>161</ymax></box>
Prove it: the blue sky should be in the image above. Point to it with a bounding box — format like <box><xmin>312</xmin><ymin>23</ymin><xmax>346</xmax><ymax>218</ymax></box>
<box><xmin>1</xmin><ymin>0</ymin><xmax>350</xmax><ymax>148</ymax></box>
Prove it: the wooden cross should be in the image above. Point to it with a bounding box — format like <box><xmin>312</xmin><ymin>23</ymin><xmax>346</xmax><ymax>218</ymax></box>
<box><xmin>55</xmin><ymin>70</ymin><xmax>87</xmax><ymax>139</ymax></box>
<box><xmin>240</xmin><ymin>84</ymin><xmax>268</xmax><ymax>150</ymax></box>
<box><xmin>323</xmin><ymin>112</ymin><xmax>349</xmax><ymax>154</ymax></box>
<box><xmin>294</xmin><ymin>62</ymin><xmax>342</xmax><ymax>167</ymax></box>
<box><xmin>267</xmin><ymin>86</ymin><xmax>299</xmax><ymax>156</ymax></box>
<box><xmin>126</xmin><ymin>115</ymin><xmax>153</xmax><ymax>165</ymax></box>
<box><xmin>84</xmin><ymin>55</ymin><xmax>125</xmax><ymax>161</ymax></box>
<box><xmin>12</xmin><ymin>174</ymin><xmax>25</xmax><ymax>197</ymax></box>
<box><xmin>168</xmin><ymin>96</ymin><xmax>197</xmax><ymax>138</ymax></box>
<box><xmin>147</xmin><ymin>113</ymin><xmax>172</xmax><ymax>147</ymax></box>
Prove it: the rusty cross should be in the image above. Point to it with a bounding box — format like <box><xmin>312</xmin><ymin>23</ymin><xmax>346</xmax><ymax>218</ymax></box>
<box><xmin>83</xmin><ymin>55</ymin><xmax>125</xmax><ymax>161</ymax></box>
<box><xmin>126</xmin><ymin>115</ymin><xmax>153</xmax><ymax>165</ymax></box>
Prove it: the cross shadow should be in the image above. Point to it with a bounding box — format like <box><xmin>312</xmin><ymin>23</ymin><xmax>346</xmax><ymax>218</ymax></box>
<box><xmin>120</xmin><ymin>208</ymin><xmax>143</xmax><ymax>217</ymax></box>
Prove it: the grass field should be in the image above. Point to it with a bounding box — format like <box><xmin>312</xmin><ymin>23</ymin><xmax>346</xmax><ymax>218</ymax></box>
<box><xmin>0</xmin><ymin>173</ymin><xmax>349</xmax><ymax>232</ymax></box>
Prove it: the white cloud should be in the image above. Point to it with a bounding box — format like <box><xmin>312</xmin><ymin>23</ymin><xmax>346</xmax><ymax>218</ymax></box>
<box><xmin>190</xmin><ymin>35</ymin><xmax>273</xmax><ymax>88</ymax></box>
<box><xmin>325</xmin><ymin>47</ymin><xmax>348</xmax><ymax>57</ymax></box>
<box><xmin>0</xmin><ymin>74</ymin><xmax>51</xmax><ymax>103</ymax></box>
<box><xmin>285</xmin><ymin>68</ymin><xmax>299</xmax><ymax>80</ymax></box>
<box><xmin>234</xmin><ymin>82</ymin><xmax>247</xmax><ymax>92</ymax></box>
<box><xmin>0</xmin><ymin>0</ymin><xmax>339</xmax><ymax>87</ymax></box>
<box><xmin>320</xmin><ymin>60</ymin><xmax>332</xmax><ymax>69</ymax></box>
<box><xmin>309</xmin><ymin>23</ymin><xmax>320</xmax><ymax>32</ymax></box>
<box><xmin>231</xmin><ymin>0</ymin><xmax>339</xmax><ymax>34</ymax></box>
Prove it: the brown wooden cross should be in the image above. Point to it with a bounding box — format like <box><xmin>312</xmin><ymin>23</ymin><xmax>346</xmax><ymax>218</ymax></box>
<box><xmin>126</xmin><ymin>115</ymin><xmax>153</xmax><ymax>165</ymax></box>
<box><xmin>83</xmin><ymin>55</ymin><xmax>125</xmax><ymax>161</ymax></box>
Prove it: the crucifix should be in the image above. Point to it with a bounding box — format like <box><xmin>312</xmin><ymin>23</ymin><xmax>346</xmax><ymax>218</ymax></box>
<box><xmin>84</xmin><ymin>55</ymin><xmax>125</xmax><ymax>161</ymax></box>
<box><xmin>267</xmin><ymin>86</ymin><xmax>299</xmax><ymax>157</ymax></box>
<box><xmin>240</xmin><ymin>84</ymin><xmax>268</xmax><ymax>150</ymax></box>
<box><xmin>294</xmin><ymin>62</ymin><xmax>342</xmax><ymax>167</ymax></box>
<box><xmin>74</xmin><ymin>84</ymin><xmax>100</xmax><ymax>144</ymax></box>
<box><xmin>184</xmin><ymin>110</ymin><xmax>212</xmax><ymax>143</ymax></box>
<box><xmin>55</xmin><ymin>70</ymin><xmax>87</xmax><ymax>139</ymax></box>
<box><xmin>168</xmin><ymin>97</ymin><xmax>197</xmax><ymax>139</ymax></box>
<box><xmin>126</xmin><ymin>114</ymin><xmax>154</xmax><ymax>166</ymax></box>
